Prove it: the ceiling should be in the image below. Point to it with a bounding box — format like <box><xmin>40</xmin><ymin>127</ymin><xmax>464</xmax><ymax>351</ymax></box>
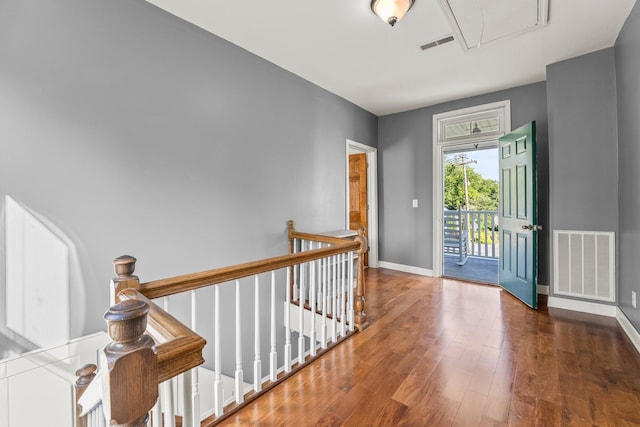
<box><xmin>145</xmin><ymin>0</ymin><xmax>637</xmax><ymax>116</ymax></box>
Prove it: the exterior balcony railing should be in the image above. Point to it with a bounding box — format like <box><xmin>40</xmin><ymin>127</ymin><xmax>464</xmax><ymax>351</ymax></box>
<box><xmin>444</xmin><ymin>209</ymin><xmax>499</xmax><ymax>260</ymax></box>
<box><xmin>464</xmin><ymin>209</ymin><xmax>499</xmax><ymax>259</ymax></box>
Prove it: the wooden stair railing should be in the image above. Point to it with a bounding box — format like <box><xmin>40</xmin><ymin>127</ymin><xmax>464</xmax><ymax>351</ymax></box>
<box><xmin>76</xmin><ymin>220</ymin><xmax>367</xmax><ymax>427</ymax></box>
<box><xmin>287</xmin><ymin>220</ymin><xmax>369</xmax><ymax>331</ymax></box>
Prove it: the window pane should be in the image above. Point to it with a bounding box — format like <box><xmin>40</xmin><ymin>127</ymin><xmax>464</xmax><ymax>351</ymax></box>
<box><xmin>445</xmin><ymin>122</ymin><xmax>471</xmax><ymax>138</ymax></box>
<box><xmin>444</xmin><ymin>115</ymin><xmax>501</xmax><ymax>140</ymax></box>
<box><xmin>475</xmin><ymin>117</ymin><xmax>500</xmax><ymax>133</ymax></box>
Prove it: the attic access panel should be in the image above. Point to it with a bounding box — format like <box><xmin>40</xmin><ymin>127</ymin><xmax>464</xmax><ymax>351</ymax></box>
<box><xmin>439</xmin><ymin>0</ymin><xmax>549</xmax><ymax>51</ymax></box>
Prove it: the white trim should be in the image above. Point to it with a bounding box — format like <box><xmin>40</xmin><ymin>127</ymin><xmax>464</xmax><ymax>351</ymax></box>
<box><xmin>378</xmin><ymin>261</ymin><xmax>433</xmax><ymax>277</ymax></box>
<box><xmin>537</xmin><ymin>284</ymin><xmax>549</xmax><ymax>295</ymax></box>
<box><xmin>346</xmin><ymin>139</ymin><xmax>379</xmax><ymax>268</ymax></box>
<box><xmin>432</xmin><ymin>100</ymin><xmax>511</xmax><ymax>278</ymax></box>
<box><xmin>547</xmin><ymin>296</ymin><xmax>617</xmax><ymax>317</ymax></box>
<box><xmin>616</xmin><ymin>308</ymin><xmax>640</xmax><ymax>354</ymax></box>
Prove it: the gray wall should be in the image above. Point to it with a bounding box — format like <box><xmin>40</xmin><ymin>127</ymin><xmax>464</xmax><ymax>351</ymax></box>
<box><xmin>378</xmin><ymin>82</ymin><xmax>550</xmax><ymax>283</ymax></box>
<box><xmin>616</xmin><ymin>1</ymin><xmax>640</xmax><ymax>329</ymax></box>
<box><xmin>547</xmin><ymin>49</ymin><xmax>619</xmax><ymax>232</ymax></box>
<box><xmin>546</xmin><ymin>48</ymin><xmax>619</xmax><ymax>301</ymax></box>
<box><xmin>0</xmin><ymin>0</ymin><xmax>377</xmax><ymax>340</ymax></box>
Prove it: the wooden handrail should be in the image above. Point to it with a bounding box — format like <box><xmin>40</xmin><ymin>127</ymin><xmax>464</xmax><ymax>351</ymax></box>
<box><xmin>138</xmin><ymin>241</ymin><xmax>361</xmax><ymax>300</ymax></box>
<box><xmin>80</xmin><ymin>220</ymin><xmax>368</xmax><ymax>426</ymax></box>
<box><xmin>288</xmin><ymin>231</ymin><xmax>356</xmax><ymax>246</ymax></box>
<box><xmin>117</xmin><ymin>288</ymin><xmax>206</xmax><ymax>383</ymax></box>
<box><xmin>287</xmin><ymin>219</ymin><xmax>358</xmax><ymax>246</ymax></box>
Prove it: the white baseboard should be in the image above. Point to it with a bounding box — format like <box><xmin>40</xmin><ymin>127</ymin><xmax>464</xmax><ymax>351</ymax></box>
<box><xmin>547</xmin><ymin>296</ymin><xmax>618</xmax><ymax>317</ymax></box>
<box><xmin>537</xmin><ymin>284</ymin><xmax>549</xmax><ymax>295</ymax></box>
<box><xmin>378</xmin><ymin>261</ymin><xmax>433</xmax><ymax>277</ymax></box>
<box><xmin>616</xmin><ymin>308</ymin><xmax>640</xmax><ymax>354</ymax></box>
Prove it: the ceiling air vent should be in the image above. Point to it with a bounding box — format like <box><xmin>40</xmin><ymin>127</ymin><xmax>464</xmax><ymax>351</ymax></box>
<box><xmin>420</xmin><ymin>35</ymin><xmax>455</xmax><ymax>51</ymax></box>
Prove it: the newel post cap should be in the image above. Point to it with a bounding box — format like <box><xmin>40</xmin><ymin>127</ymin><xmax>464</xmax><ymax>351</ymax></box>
<box><xmin>113</xmin><ymin>255</ymin><xmax>137</xmax><ymax>278</ymax></box>
<box><xmin>104</xmin><ymin>299</ymin><xmax>149</xmax><ymax>343</ymax></box>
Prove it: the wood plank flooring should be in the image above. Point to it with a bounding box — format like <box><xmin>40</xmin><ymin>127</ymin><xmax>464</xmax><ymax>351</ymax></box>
<box><xmin>218</xmin><ymin>268</ymin><xmax>640</xmax><ymax>426</ymax></box>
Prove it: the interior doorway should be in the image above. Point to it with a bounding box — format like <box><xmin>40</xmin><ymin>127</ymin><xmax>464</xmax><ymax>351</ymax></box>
<box><xmin>346</xmin><ymin>139</ymin><xmax>379</xmax><ymax>268</ymax></box>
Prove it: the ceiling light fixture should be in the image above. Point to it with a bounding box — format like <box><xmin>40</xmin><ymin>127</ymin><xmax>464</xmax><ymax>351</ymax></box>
<box><xmin>371</xmin><ymin>0</ymin><xmax>415</xmax><ymax>27</ymax></box>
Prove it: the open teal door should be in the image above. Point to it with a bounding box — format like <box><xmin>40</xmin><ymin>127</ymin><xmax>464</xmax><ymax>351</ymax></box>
<box><xmin>499</xmin><ymin>122</ymin><xmax>539</xmax><ymax>308</ymax></box>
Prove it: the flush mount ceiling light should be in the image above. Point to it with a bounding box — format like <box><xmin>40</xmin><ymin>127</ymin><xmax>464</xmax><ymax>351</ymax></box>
<box><xmin>371</xmin><ymin>0</ymin><xmax>415</xmax><ymax>27</ymax></box>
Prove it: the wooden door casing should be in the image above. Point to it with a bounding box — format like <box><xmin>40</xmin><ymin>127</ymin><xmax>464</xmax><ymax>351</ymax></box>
<box><xmin>349</xmin><ymin>153</ymin><xmax>368</xmax><ymax>265</ymax></box>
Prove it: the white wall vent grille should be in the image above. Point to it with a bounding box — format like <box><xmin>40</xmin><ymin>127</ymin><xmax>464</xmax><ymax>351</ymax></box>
<box><xmin>553</xmin><ymin>230</ymin><xmax>615</xmax><ymax>302</ymax></box>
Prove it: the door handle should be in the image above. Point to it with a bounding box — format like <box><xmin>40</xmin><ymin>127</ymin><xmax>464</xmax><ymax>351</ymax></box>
<box><xmin>522</xmin><ymin>224</ymin><xmax>543</xmax><ymax>231</ymax></box>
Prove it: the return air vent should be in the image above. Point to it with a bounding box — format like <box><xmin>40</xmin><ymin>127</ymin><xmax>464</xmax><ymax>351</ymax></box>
<box><xmin>420</xmin><ymin>35</ymin><xmax>455</xmax><ymax>51</ymax></box>
<box><xmin>553</xmin><ymin>230</ymin><xmax>615</xmax><ymax>302</ymax></box>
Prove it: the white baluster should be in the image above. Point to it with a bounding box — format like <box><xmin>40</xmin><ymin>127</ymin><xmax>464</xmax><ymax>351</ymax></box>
<box><xmin>99</xmin><ymin>403</ymin><xmax>106</xmax><ymax>427</ymax></box>
<box><xmin>89</xmin><ymin>404</ymin><xmax>105</xmax><ymax>427</ymax></box>
<box><xmin>340</xmin><ymin>253</ymin><xmax>346</xmax><ymax>337</ymax></box>
<box><xmin>182</xmin><ymin>372</ymin><xmax>193</xmax><ymax>427</ymax></box>
<box><xmin>332</xmin><ymin>255</ymin><xmax>338</xmax><ymax>343</ymax></box>
<box><xmin>309</xmin><ymin>258</ymin><xmax>317</xmax><ymax>357</ymax></box>
<box><xmin>313</xmin><ymin>241</ymin><xmax>320</xmax><ymax>312</ymax></box>
<box><xmin>183</xmin><ymin>292</ymin><xmax>199</xmax><ymax>427</ymax></box>
<box><xmin>284</xmin><ymin>267</ymin><xmax>292</xmax><ymax>373</ymax></box>
<box><xmin>161</xmin><ymin>297</ymin><xmax>176</xmax><ymax>427</ymax></box>
<box><xmin>293</xmin><ymin>239</ymin><xmax>299</xmax><ymax>301</ymax></box>
<box><xmin>235</xmin><ymin>279</ymin><xmax>244</xmax><ymax>404</ymax></box>
<box><xmin>321</xmin><ymin>253</ymin><xmax>328</xmax><ymax>348</ymax></box>
<box><xmin>151</xmin><ymin>399</ymin><xmax>161</xmax><ymax>427</ymax></box>
<box><xmin>348</xmin><ymin>251</ymin><xmax>355</xmax><ymax>331</ymax></box>
<box><xmin>270</xmin><ymin>270</ymin><xmax>278</xmax><ymax>382</ymax></box>
<box><xmin>254</xmin><ymin>275</ymin><xmax>262</xmax><ymax>392</ymax></box>
<box><xmin>214</xmin><ymin>286</ymin><xmax>223</xmax><ymax>417</ymax></box>
<box><xmin>162</xmin><ymin>380</ymin><xmax>176</xmax><ymax>427</ymax></box>
<box><xmin>298</xmin><ymin>261</ymin><xmax>306</xmax><ymax>364</ymax></box>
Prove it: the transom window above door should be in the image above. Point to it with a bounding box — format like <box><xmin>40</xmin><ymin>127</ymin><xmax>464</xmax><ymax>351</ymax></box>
<box><xmin>439</xmin><ymin>109</ymin><xmax>506</xmax><ymax>143</ymax></box>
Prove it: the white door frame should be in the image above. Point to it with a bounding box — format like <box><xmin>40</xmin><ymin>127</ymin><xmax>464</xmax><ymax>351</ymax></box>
<box><xmin>346</xmin><ymin>139</ymin><xmax>379</xmax><ymax>268</ymax></box>
<box><xmin>432</xmin><ymin>100</ymin><xmax>511</xmax><ymax>277</ymax></box>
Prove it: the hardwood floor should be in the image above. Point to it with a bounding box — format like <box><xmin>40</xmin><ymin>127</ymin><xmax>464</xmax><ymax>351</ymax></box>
<box><xmin>219</xmin><ymin>268</ymin><xmax>640</xmax><ymax>426</ymax></box>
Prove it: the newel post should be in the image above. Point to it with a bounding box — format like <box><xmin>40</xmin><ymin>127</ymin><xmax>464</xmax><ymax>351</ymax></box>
<box><xmin>111</xmin><ymin>255</ymin><xmax>140</xmax><ymax>305</ymax></box>
<box><xmin>354</xmin><ymin>227</ymin><xmax>369</xmax><ymax>331</ymax></box>
<box><xmin>101</xmin><ymin>299</ymin><xmax>158</xmax><ymax>427</ymax></box>
<box><xmin>75</xmin><ymin>363</ymin><xmax>97</xmax><ymax>427</ymax></box>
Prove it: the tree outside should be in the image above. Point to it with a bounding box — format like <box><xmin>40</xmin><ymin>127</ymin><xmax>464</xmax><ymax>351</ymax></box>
<box><xmin>444</xmin><ymin>153</ymin><xmax>498</xmax><ymax>211</ymax></box>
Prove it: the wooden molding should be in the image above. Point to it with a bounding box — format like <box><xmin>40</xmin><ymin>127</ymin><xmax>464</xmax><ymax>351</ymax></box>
<box><xmin>117</xmin><ymin>288</ymin><xmax>206</xmax><ymax>383</ymax></box>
